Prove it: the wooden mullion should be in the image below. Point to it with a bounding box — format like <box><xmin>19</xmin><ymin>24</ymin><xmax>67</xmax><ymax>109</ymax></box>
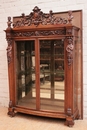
<box><xmin>35</xmin><ymin>38</ymin><xmax>40</xmax><ymax>110</ymax></box>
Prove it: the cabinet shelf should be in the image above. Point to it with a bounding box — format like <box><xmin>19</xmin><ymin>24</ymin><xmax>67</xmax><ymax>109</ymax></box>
<box><xmin>40</xmin><ymin>59</ymin><xmax>64</xmax><ymax>61</ymax></box>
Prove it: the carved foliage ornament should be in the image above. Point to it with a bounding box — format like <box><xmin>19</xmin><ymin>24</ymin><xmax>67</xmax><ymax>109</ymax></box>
<box><xmin>6</xmin><ymin>39</ymin><xmax>12</xmax><ymax>64</ymax></box>
<box><xmin>66</xmin><ymin>37</ymin><xmax>74</xmax><ymax>66</ymax></box>
<box><xmin>14</xmin><ymin>29</ymin><xmax>65</xmax><ymax>37</ymax></box>
<box><xmin>11</xmin><ymin>6</ymin><xmax>73</xmax><ymax>28</ymax></box>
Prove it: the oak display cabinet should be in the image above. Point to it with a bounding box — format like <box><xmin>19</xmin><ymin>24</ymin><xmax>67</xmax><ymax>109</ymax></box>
<box><xmin>5</xmin><ymin>7</ymin><xmax>82</xmax><ymax>127</ymax></box>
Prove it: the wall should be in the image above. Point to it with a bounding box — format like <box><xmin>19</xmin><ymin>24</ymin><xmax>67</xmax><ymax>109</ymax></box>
<box><xmin>0</xmin><ymin>0</ymin><xmax>87</xmax><ymax>118</ymax></box>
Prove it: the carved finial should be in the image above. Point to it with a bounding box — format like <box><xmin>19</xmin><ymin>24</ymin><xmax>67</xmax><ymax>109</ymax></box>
<box><xmin>68</xmin><ymin>11</ymin><xmax>73</xmax><ymax>24</ymax></box>
<box><xmin>7</xmin><ymin>17</ymin><xmax>12</xmax><ymax>29</ymax></box>
<box><xmin>33</xmin><ymin>6</ymin><xmax>41</xmax><ymax>12</ymax></box>
<box><xmin>49</xmin><ymin>10</ymin><xmax>53</xmax><ymax>15</ymax></box>
<box><xmin>21</xmin><ymin>13</ymin><xmax>25</xmax><ymax>17</ymax></box>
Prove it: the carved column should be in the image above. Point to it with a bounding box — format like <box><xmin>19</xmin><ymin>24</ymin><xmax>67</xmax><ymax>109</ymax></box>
<box><xmin>5</xmin><ymin>17</ymin><xmax>16</xmax><ymax>116</ymax></box>
<box><xmin>66</xmin><ymin>36</ymin><xmax>74</xmax><ymax>66</ymax></box>
<box><xmin>6</xmin><ymin>37</ymin><xmax>15</xmax><ymax>116</ymax></box>
<box><xmin>65</xmin><ymin>36</ymin><xmax>74</xmax><ymax>126</ymax></box>
<box><xmin>6</xmin><ymin>38</ymin><xmax>12</xmax><ymax>64</ymax></box>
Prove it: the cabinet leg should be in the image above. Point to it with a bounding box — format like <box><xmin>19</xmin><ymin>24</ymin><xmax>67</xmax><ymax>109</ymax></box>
<box><xmin>75</xmin><ymin>113</ymin><xmax>80</xmax><ymax>120</ymax></box>
<box><xmin>8</xmin><ymin>108</ymin><xmax>15</xmax><ymax>117</ymax></box>
<box><xmin>7</xmin><ymin>101</ymin><xmax>15</xmax><ymax>117</ymax></box>
<box><xmin>65</xmin><ymin>108</ymin><xmax>74</xmax><ymax>127</ymax></box>
<box><xmin>65</xmin><ymin>117</ymin><xmax>74</xmax><ymax>127</ymax></box>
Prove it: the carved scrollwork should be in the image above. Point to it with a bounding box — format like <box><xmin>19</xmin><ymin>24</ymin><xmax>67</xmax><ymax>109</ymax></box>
<box><xmin>6</xmin><ymin>38</ymin><xmax>12</xmax><ymax>64</ymax></box>
<box><xmin>66</xmin><ymin>37</ymin><xmax>74</xmax><ymax>66</ymax></box>
<box><xmin>14</xmin><ymin>32</ymin><xmax>34</xmax><ymax>37</ymax></box>
<box><xmin>14</xmin><ymin>29</ymin><xmax>65</xmax><ymax>37</ymax></box>
<box><xmin>13</xmin><ymin>6</ymin><xmax>70</xmax><ymax>27</ymax></box>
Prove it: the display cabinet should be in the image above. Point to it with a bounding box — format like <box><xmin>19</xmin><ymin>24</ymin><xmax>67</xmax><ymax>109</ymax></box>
<box><xmin>5</xmin><ymin>6</ymin><xmax>82</xmax><ymax>127</ymax></box>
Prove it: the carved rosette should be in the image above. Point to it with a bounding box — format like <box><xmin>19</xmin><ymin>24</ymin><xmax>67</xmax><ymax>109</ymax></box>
<box><xmin>6</xmin><ymin>39</ymin><xmax>12</xmax><ymax>64</ymax></box>
<box><xmin>66</xmin><ymin>37</ymin><xmax>74</xmax><ymax>66</ymax></box>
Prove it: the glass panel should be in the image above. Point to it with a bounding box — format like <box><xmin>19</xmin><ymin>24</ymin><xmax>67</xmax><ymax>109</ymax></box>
<box><xmin>16</xmin><ymin>41</ymin><xmax>36</xmax><ymax>109</ymax></box>
<box><xmin>40</xmin><ymin>40</ymin><xmax>64</xmax><ymax>112</ymax></box>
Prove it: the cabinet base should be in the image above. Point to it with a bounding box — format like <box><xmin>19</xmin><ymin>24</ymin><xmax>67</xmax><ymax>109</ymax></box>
<box><xmin>7</xmin><ymin>106</ymin><xmax>80</xmax><ymax>127</ymax></box>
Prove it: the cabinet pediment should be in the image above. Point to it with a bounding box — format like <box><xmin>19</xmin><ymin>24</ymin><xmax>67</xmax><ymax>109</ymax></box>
<box><xmin>7</xmin><ymin>6</ymin><xmax>74</xmax><ymax>29</ymax></box>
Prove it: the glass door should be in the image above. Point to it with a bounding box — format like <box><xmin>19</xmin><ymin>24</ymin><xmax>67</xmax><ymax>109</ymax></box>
<box><xmin>39</xmin><ymin>39</ymin><xmax>65</xmax><ymax>112</ymax></box>
<box><xmin>16</xmin><ymin>40</ymin><xmax>36</xmax><ymax>109</ymax></box>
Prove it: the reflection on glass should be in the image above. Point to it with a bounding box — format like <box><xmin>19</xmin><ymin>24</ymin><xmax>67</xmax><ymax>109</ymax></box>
<box><xmin>16</xmin><ymin>41</ymin><xmax>36</xmax><ymax>109</ymax></box>
<box><xmin>40</xmin><ymin>40</ymin><xmax>64</xmax><ymax>112</ymax></box>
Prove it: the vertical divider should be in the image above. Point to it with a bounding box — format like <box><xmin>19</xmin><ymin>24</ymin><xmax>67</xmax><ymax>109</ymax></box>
<box><xmin>35</xmin><ymin>38</ymin><xmax>40</xmax><ymax>110</ymax></box>
<box><xmin>50</xmin><ymin>41</ymin><xmax>55</xmax><ymax>99</ymax></box>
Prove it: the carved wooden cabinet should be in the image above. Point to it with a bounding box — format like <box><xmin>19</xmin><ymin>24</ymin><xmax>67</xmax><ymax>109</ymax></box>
<box><xmin>5</xmin><ymin>7</ymin><xmax>82</xmax><ymax>127</ymax></box>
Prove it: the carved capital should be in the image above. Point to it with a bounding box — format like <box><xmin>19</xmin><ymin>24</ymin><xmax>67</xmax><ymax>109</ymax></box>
<box><xmin>66</xmin><ymin>37</ymin><xmax>74</xmax><ymax>66</ymax></box>
<box><xmin>6</xmin><ymin>38</ymin><xmax>12</xmax><ymax>64</ymax></box>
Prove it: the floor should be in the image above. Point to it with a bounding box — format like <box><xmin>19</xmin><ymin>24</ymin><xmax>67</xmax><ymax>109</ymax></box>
<box><xmin>0</xmin><ymin>106</ymin><xmax>87</xmax><ymax>130</ymax></box>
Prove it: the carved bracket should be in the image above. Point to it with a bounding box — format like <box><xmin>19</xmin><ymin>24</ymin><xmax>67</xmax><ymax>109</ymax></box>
<box><xmin>66</xmin><ymin>37</ymin><xmax>74</xmax><ymax>66</ymax></box>
<box><xmin>6</xmin><ymin>38</ymin><xmax>12</xmax><ymax>64</ymax></box>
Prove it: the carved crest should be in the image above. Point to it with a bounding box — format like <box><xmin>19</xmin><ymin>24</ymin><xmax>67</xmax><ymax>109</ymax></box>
<box><xmin>12</xmin><ymin>6</ymin><xmax>73</xmax><ymax>28</ymax></box>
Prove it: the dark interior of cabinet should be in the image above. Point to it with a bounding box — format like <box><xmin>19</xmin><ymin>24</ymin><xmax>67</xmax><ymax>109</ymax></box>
<box><xmin>16</xmin><ymin>39</ymin><xmax>65</xmax><ymax>112</ymax></box>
